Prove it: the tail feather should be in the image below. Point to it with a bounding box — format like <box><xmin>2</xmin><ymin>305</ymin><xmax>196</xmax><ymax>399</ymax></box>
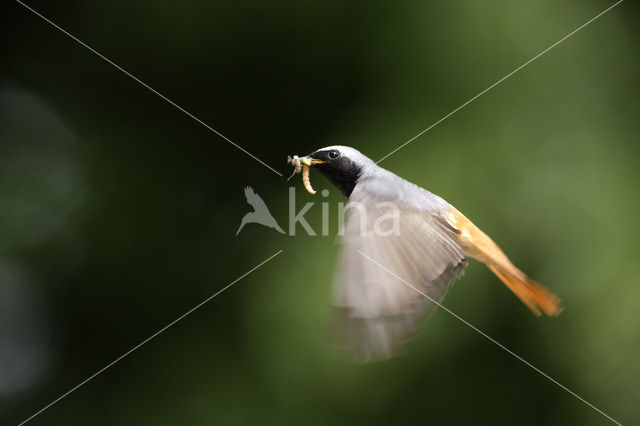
<box><xmin>445</xmin><ymin>207</ymin><xmax>563</xmax><ymax>317</ymax></box>
<box><xmin>487</xmin><ymin>264</ymin><xmax>563</xmax><ymax>316</ymax></box>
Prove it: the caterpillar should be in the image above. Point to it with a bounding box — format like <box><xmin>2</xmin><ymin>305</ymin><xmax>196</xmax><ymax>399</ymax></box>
<box><xmin>301</xmin><ymin>164</ymin><xmax>315</xmax><ymax>195</ymax></box>
<box><xmin>287</xmin><ymin>155</ymin><xmax>316</xmax><ymax>195</ymax></box>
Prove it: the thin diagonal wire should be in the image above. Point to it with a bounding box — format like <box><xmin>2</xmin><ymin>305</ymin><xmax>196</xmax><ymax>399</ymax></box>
<box><xmin>357</xmin><ymin>250</ymin><xmax>622</xmax><ymax>426</ymax></box>
<box><xmin>374</xmin><ymin>0</ymin><xmax>623</xmax><ymax>166</ymax></box>
<box><xmin>15</xmin><ymin>0</ymin><xmax>283</xmax><ymax>177</ymax></box>
<box><xmin>19</xmin><ymin>250</ymin><xmax>284</xmax><ymax>425</ymax></box>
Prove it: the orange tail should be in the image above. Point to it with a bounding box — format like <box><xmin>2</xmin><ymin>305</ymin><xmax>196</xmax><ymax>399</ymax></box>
<box><xmin>487</xmin><ymin>264</ymin><xmax>562</xmax><ymax>316</ymax></box>
<box><xmin>445</xmin><ymin>207</ymin><xmax>563</xmax><ymax>316</ymax></box>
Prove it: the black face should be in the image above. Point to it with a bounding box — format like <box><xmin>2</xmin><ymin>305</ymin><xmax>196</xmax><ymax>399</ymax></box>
<box><xmin>308</xmin><ymin>149</ymin><xmax>362</xmax><ymax>198</ymax></box>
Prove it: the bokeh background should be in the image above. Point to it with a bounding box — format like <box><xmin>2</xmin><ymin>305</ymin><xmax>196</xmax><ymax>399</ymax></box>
<box><xmin>2</xmin><ymin>0</ymin><xmax>639</xmax><ymax>424</ymax></box>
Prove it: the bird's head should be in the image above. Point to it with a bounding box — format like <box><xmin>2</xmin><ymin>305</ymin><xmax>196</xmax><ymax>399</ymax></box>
<box><xmin>302</xmin><ymin>146</ymin><xmax>374</xmax><ymax>198</ymax></box>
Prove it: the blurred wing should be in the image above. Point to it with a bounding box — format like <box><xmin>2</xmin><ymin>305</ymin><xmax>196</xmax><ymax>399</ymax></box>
<box><xmin>335</xmin><ymin>189</ymin><xmax>467</xmax><ymax>362</ymax></box>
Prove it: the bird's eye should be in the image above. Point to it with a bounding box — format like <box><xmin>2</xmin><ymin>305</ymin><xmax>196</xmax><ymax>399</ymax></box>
<box><xmin>328</xmin><ymin>150</ymin><xmax>340</xmax><ymax>159</ymax></box>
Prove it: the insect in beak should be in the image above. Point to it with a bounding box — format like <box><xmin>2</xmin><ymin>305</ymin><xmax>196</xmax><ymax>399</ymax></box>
<box><xmin>287</xmin><ymin>155</ymin><xmax>317</xmax><ymax>194</ymax></box>
<box><xmin>299</xmin><ymin>157</ymin><xmax>312</xmax><ymax>166</ymax></box>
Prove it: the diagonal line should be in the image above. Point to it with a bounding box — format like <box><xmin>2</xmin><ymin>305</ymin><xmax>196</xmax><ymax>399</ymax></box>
<box><xmin>18</xmin><ymin>249</ymin><xmax>284</xmax><ymax>426</ymax></box>
<box><xmin>356</xmin><ymin>250</ymin><xmax>622</xmax><ymax>426</ymax></box>
<box><xmin>374</xmin><ymin>0</ymin><xmax>623</xmax><ymax>166</ymax></box>
<box><xmin>15</xmin><ymin>0</ymin><xmax>284</xmax><ymax>177</ymax></box>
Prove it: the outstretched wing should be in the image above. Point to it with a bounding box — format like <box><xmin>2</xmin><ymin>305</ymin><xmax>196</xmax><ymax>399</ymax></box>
<box><xmin>335</xmin><ymin>184</ymin><xmax>467</xmax><ymax>362</ymax></box>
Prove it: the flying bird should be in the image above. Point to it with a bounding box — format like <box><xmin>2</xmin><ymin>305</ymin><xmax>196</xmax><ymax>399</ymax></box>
<box><xmin>297</xmin><ymin>146</ymin><xmax>562</xmax><ymax>362</ymax></box>
<box><xmin>236</xmin><ymin>186</ymin><xmax>285</xmax><ymax>235</ymax></box>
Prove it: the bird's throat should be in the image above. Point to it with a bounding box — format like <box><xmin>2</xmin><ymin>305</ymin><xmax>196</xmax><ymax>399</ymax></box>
<box><xmin>315</xmin><ymin>167</ymin><xmax>359</xmax><ymax>198</ymax></box>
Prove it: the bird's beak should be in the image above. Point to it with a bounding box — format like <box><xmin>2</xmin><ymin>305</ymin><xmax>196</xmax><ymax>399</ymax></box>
<box><xmin>301</xmin><ymin>156</ymin><xmax>325</xmax><ymax>166</ymax></box>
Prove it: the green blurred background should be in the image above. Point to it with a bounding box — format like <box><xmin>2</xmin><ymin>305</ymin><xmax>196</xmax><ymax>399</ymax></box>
<box><xmin>2</xmin><ymin>0</ymin><xmax>639</xmax><ymax>424</ymax></box>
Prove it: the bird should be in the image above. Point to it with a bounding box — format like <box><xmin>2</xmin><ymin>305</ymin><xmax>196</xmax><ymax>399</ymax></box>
<box><xmin>236</xmin><ymin>186</ymin><xmax>285</xmax><ymax>235</ymax></box>
<box><xmin>298</xmin><ymin>146</ymin><xmax>563</xmax><ymax>362</ymax></box>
